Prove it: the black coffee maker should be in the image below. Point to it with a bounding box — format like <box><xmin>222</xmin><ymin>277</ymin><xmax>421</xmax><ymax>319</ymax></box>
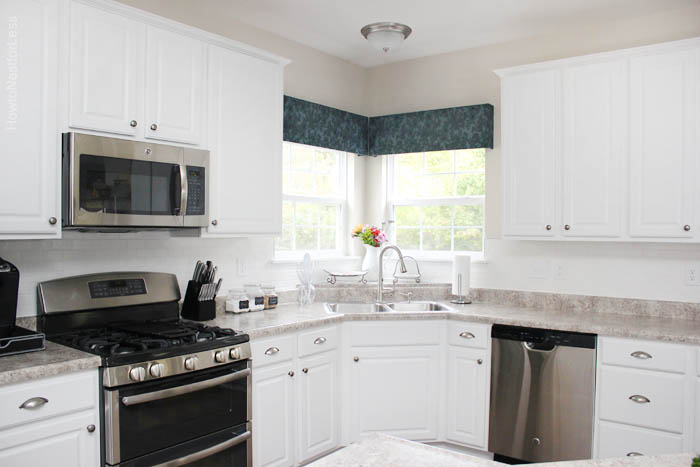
<box><xmin>0</xmin><ymin>257</ymin><xmax>45</xmax><ymax>355</ymax></box>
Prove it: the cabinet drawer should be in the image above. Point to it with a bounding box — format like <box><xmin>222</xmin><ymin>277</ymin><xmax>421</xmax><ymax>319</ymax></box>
<box><xmin>447</xmin><ymin>322</ymin><xmax>489</xmax><ymax>349</ymax></box>
<box><xmin>598</xmin><ymin>366</ymin><xmax>684</xmax><ymax>433</ymax></box>
<box><xmin>0</xmin><ymin>370</ymin><xmax>97</xmax><ymax>431</ymax></box>
<box><xmin>349</xmin><ymin>321</ymin><xmax>441</xmax><ymax>347</ymax></box>
<box><xmin>597</xmin><ymin>422</ymin><xmax>683</xmax><ymax>458</ymax></box>
<box><xmin>251</xmin><ymin>334</ymin><xmax>295</xmax><ymax>368</ymax></box>
<box><xmin>298</xmin><ymin>326</ymin><xmax>338</xmax><ymax>357</ymax></box>
<box><xmin>600</xmin><ymin>337</ymin><xmax>687</xmax><ymax>374</ymax></box>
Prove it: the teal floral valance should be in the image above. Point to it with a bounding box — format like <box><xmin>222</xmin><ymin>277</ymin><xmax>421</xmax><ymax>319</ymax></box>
<box><xmin>283</xmin><ymin>96</ymin><xmax>493</xmax><ymax>156</ymax></box>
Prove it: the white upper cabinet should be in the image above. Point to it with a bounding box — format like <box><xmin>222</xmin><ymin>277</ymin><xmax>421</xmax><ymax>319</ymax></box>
<box><xmin>69</xmin><ymin>1</ymin><xmax>144</xmax><ymax>136</ymax></box>
<box><xmin>0</xmin><ymin>0</ymin><xmax>61</xmax><ymax>239</ymax></box>
<box><xmin>501</xmin><ymin>69</ymin><xmax>559</xmax><ymax>237</ymax></box>
<box><xmin>144</xmin><ymin>26</ymin><xmax>205</xmax><ymax>145</ymax></box>
<box><xmin>562</xmin><ymin>59</ymin><xmax>627</xmax><ymax>238</ymax></box>
<box><xmin>629</xmin><ymin>48</ymin><xmax>698</xmax><ymax>238</ymax></box>
<box><xmin>206</xmin><ymin>44</ymin><xmax>283</xmax><ymax>235</ymax></box>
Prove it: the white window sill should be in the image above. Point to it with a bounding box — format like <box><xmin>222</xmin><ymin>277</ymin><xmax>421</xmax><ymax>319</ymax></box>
<box><xmin>270</xmin><ymin>255</ymin><xmax>361</xmax><ymax>265</ymax></box>
<box><xmin>400</xmin><ymin>253</ymin><xmax>488</xmax><ymax>264</ymax></box>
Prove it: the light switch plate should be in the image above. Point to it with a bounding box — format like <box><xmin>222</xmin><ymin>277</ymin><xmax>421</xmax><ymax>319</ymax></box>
<box><xmin>237</xmin><ymin>258</ymin><xmax>249</xmax><ymax>277</ymax></box>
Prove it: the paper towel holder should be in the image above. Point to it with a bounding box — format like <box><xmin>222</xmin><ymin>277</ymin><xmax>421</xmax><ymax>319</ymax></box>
<box><xmin>451</xmin><ymin>273</ymin><xmax>472</xmax><ymax>304</ymax></box>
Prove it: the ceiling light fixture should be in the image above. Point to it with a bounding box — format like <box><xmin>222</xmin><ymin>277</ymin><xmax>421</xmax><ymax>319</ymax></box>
<box><xmin>360</xmin><ymin>22</ymin><xmax>412</xmax><ymax>54</ymax></box>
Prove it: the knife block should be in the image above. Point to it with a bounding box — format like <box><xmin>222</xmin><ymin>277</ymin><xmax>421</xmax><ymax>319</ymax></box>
<box><xmin>181</xmin><ymin>280</ymin><xmax>216</xmax><ymax>321</ymax></box>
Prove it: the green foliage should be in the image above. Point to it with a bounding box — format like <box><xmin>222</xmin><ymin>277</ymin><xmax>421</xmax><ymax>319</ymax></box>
<box><xmin>692</xmin><ymin>455</ymin><xmax>700</xmax><ymax>467</ymax></box>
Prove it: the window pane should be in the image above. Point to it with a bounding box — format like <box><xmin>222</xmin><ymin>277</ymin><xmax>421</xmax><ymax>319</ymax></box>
<box><xmin>454</xmin><ymin>204</ymin><xmax>483</xmax><ymax>226</ymax></box>
<box><xmin>396</xmin><ymin>153</ymin><xmax>422</xmax><ymax>177</ymax></box>
<box><xmin>320</xmin><ymin>228</ymin><xmax>336</xmax><ymax>250</ymax></box>
<box><xmin>296</xmin><ymin>227</ymin><xmax>317</xmax><ymax>250</ymax></box>
<box><xmin>455</xmin><ymin>149</ymin><xmax>486</xmax><ymax>172</ymax></box>
<box><xmin>425</xmin><ymin>151</ymin><xmax>452</xmax><ymax>173</ymax></box>
<box><xmin>277</xmin><ymin>226</ymin><xmax>293</xmax><ymax>250</ymax></box>
<box><xmin>422</xmin><ymin>205</ymin><xmax>451</xmax><ymax>227</ymax></box>
<box><xmin>420</xmin><ymin>174</ymin><xmax>454</xmax><ymax>197</ymax></box>
<box><xmin>282</xmin><ymin>201</ymin><xmax>293</xmax><ymax>225</ymax></box>
<box><xmin>290</xmin><ymin>145</ymin><xmax>314</xmax><ymax>171</ymax></box>
<box><xmin>315</xmin><ymin>150</ymin><xmax>337</xmax><ymax>173</ymax></box>
<box><xmin>319</xmin><ymin>204</ymin><xmax>337</xmax><ymax>227</ymax></box>
<box><xmin>316</xmin><ymin>173</ymin><xmax>335</xmax><ymax>197</ymax></box>
<box><xmin>455</xmin><ymin>173</ymin><xmax>485</xmax><ymax>196</ymax></box>
<box><xmin>423</xmin><ymin>229</ymin><xmax>451</xmax><ymax>251</ymax></box>
<box><xmin>454</xmin><ymin>228</ymin><xmax>483</xmax><ymax>251</ymax></box>
<box><xmin>296</xmin><ymin>202</ymin><xmax>318</xmax><ymax>226</ymax></box>
<box><xmin>396</xmin><ymin>228</ymin><xmax>420</xmax><ymax>249</ymax></box>
<box><xmin>395</xmin><ymin>206</ymin><xmax>420</xmax><ymax>226</ymax></box>
<box><xmin>290</xmin><ymin>172</ymin><xmax>314</xmax><ymax>195</ymax></box>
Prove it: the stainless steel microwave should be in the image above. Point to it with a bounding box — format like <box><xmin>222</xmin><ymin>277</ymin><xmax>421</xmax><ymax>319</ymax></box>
<box><xmin>62</xmin><ymin>133</ymin><xmax>209</xmax><ymax>230</ymax></box>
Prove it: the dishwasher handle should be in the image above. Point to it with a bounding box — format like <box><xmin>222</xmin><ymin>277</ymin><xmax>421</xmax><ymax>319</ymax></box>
<box><xmin>523</xmin><ymin>341</ymin><xmax>557</xmax><ymax>352</ymax></box>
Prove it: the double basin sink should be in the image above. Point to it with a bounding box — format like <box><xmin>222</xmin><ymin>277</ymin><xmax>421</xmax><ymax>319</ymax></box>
<box><xmin>324</xmin><ymin>301</ymin><xmax>451</xmax><ymax>314</ymax></box>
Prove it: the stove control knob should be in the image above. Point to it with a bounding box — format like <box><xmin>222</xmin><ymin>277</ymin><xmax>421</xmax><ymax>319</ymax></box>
<box><xmin>229</xmin><ymin>347</ymin><xmax>241</xmax><ymax>360</ymax></box>
<box><xmin>129</xmin><ymin>367</ymin><xmax>146</xmax><ymax>382</ymax></box>
<box><xmin>184</xmin><ymin>357</ymin><xmax>198</xmax><ymax>371</ymax></box>
<box><xmin>149</xmin><ymin>363</ymin><xmax>165</xmax><ymax>378</ymax></box>
<box><xmin>214</xmin><ymin>351</ymin><xmax>227</xmax><ymax>363</ymax></box>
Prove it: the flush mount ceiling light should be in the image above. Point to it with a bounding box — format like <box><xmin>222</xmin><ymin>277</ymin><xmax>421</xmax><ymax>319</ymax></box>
<box><xmin>360</xmin><ymin>22</ymin><xmax>412</xmax><ymax>54</ymax></box>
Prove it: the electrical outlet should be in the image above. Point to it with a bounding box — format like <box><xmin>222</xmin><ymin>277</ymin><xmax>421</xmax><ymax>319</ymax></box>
<box><xmin>553</xmin><ymin>263</ymin><xmax>567</xmax><ymax>281</ymax></box>
<box><xmin>685</xmin><ymin>264</ymin><xmax>700</xmax><ymax>286</ymax></box>
<box><xmin>237</xmin><ymin>258</ymin><xmax>249</xmax><ymax>277</ymax></box>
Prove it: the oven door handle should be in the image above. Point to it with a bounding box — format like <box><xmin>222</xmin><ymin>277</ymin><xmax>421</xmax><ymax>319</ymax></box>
<box><xmin>121</xmin><ymin>368</ymin><xmax>250</xmax><ymax>407</ymax></box>
<box><xmin>152</xmin><ymin>430</ymin><xmax>251</xmax><ymax>467</ymax></box>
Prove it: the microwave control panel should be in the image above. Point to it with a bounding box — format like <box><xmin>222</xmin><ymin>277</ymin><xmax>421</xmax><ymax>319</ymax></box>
<box><xmin>186</xmin><ymin>166</ymin><xmax>206</xmax><ymax>216</ymax></box>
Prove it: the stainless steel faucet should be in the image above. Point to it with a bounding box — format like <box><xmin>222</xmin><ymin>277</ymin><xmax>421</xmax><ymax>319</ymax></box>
<box><xmin>377</xmin><ymin>245</ymin><xmax>407</xmax><ymax>302</ymax></box>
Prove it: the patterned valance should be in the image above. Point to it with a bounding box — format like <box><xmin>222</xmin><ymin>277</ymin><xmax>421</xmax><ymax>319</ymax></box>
<box><xmin>283</xmin><ymin>96</ymin><xmax>493</xmax><ymax>156</ymax></box>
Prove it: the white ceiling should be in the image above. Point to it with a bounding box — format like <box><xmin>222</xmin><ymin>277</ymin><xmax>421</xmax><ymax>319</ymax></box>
<box><xmin>220</xmin><ymin>0</ymin><xmax>698</xmax><ymax>67</ymax></box>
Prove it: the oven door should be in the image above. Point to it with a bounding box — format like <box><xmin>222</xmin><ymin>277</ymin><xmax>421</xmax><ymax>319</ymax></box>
<box><xmin>64</xmin><ymin>132</ymin><xmax>186</xmax><ymax>228</ymax></box>
<box><xmin>104</xmin><ymin>360</ymin><xmax>250</xmax><ymax>466</ymax></box>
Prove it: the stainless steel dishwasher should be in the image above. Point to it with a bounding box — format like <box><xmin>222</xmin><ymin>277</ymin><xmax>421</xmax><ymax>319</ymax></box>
<box><xmin>488</xmin><ymin>324</ymin><xmax>597</xmax><ymax>464</ymax></box>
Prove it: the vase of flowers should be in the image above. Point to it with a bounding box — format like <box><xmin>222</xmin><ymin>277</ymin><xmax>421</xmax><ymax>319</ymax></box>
<box><xmin>352</xmin><ymin>224</ymin><xmax>387</xmax><ymax>279</ymax></box>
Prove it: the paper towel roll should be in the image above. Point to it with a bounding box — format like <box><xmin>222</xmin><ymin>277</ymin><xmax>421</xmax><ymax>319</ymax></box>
<box><xmin>452</xmin><ymin>254</ymin><xmax>471</xmax><ymax>297</ymax></box>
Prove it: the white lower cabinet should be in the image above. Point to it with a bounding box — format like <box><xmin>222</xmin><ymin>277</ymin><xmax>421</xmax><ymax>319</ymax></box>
<box><xmin>0</xmin><ymin>370</ymin><xmax>99</xmax><ymax>467</ymax></box>
<box><xmin>253</xmin><ymin>362</ymin><xmax>296</xmax><ymax>467</ymax></box>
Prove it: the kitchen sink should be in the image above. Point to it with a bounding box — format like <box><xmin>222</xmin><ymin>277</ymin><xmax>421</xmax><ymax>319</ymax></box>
<box><xmin>324</xmin><ymin>302</ymin><xmax>392</xmax><ymax>314</ymax></box>
<box><xmin>385</xmin><ymin>301</ymin><xmax>451</xmax><ymax>312</ymax></box>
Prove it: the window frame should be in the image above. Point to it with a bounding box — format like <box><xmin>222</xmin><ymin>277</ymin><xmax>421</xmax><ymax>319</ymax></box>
<box><xmin>275</xmin><ymin>142</ymin><xmax>349</xmax><ymax>260</ymax></box>
<box><xmin>385</xmin><ymin>150</ymin><xmax>486</xmax><ymax>260</ymax></box>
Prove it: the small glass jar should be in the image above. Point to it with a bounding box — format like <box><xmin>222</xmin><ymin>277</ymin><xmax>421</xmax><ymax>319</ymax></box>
<box><xmin>226</xmin><ymin>288</ymin><xmax>250</xmax><ymax>313</ymax></box>
<box><xmin>244</xmin><ymin>284</ymin><xmax>265</xmax><ymax>312</ymax></box>
<box><xmin>262</xmin><ymin>284</ymin><xmax>278</xmax><ymax>309</ymax></box>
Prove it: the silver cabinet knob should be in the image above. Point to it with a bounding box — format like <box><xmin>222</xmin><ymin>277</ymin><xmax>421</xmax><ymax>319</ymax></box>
<box><xmin>48</xmin><ymin>217</ymin><xmax>57</xmax><ymax>225</ymax></box>
<box><xmin>313</xmin><ymin>337</ymin><xmax>327</xmax><ymax>345</ymax></box>
<box><xmin>353</xmin><ymin>356</ymin><xmax>359</xmax><ymax>362</ymax></box>
<box><xmin>477</xmin><ymin>359</ymin><xmax>483</xmax><ymax>365</ymax></box>
<box><xmin>214</xmin><ymin>350</ymin><xmax>227</xmax><ymax>363</ymax></box>
<box><xmin>627</xmin><ymin>452</ymin><xmax>644</xmax><ymax>457</ymax></box>
<box><xmin>87</xmin><ymin>424</ymin><xmax>96</xmax><ymax>433</ymax></box>
<box><xmin>532</xmin><ymin>437</ymin><xmax>541</xmax><ymax>446</ymax></box>
<box><xmin>629</xmin><ymin>394</ymin><xmax>650</xmax><ymax>404</ymax></box>
<box><xmin>129</xmin><ymin>367</ymin><xmax>146</xmax><ymax>382</ymax></box>
<box><xmin>211</xmin><ymin>219</ymin><xmax>218</xmax><ymax>226</ymax></box>
<box><xmin>264</xmin><ymin>347</ymin><xmax>279</xmax><ymax>356</ymax></box>
<box><xmin>129</xmin><ymin>120</ymin><xmax>137</xmax><ymax>128</ymax></box>
<box><xmin>684</xmin><ymin>225</ymin><xmax>691</xmax><ymax>231</ymax></box>
<box><xmin>19</xmin><ymin>397</ymin><xmax>48</xmax><ymax>410</ymax></box>
<box><xmin>149</xmin><ymin>363</ymin><xmax>164</xmax><ymax>378</ymax></box>
<box><xmin>150</xmin><ymin>123</ymin><xmax>158</xmax><ymax>131</ymax></box>
<box><xmin>564</xmin><ymin>225</ymin><xmax>571</xmax><ymax>230</ymax></box>
<box><xmin>459</xmin><ymin>331</ymin><xmax>475</xmax><ymax>339</ymax></box>
<box><xmin>545</xmin><ymin>225</ymin><xmax>552</xmax><ymax>231</ymax></box>
<box><xmin>302</xmin><ymin>368</ymin><xmax>308</xmax><ymax>373</ymax></box>
<box><xmin>630</xmin><ymin>351</ymin><xmax>652</xmax><ymax>360</ymax></box>
<box><xmin>229</xmin><ymin>347</ymin><xmax>241</xmax><ymax>360</ymax></box>
<box><xmin>288</xmin><ymin>370</ymin><xmax>294</xmax><ymax>377</ymax></box>
<box><xmin>184</xmin><ymin>357</ymin><xmax>198</xmax><ymax>371</ymax></box>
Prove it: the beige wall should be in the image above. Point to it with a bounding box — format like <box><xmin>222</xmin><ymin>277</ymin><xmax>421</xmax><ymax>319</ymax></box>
<box><xmin>115</xmin><ymin>0</ymin><xmax>368</xmax><ymax>115</ymax></box>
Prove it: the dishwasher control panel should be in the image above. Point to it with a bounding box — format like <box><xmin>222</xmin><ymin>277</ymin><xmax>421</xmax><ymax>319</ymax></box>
<box><xmin>491</xmin><ymin>324</ymin><xmax>596</xmax><ymax>349</ymax></box>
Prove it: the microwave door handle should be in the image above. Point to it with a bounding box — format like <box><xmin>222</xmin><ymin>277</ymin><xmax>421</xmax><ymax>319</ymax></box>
<box><xmin>179</xmin><ymin>164</ymin><xmax>188</xmax><ymax>217</ymax></box>
<box><xmin>121</xmin><ymin>368</ymin><xmax>250</xmax><ymax>406</ymax></box>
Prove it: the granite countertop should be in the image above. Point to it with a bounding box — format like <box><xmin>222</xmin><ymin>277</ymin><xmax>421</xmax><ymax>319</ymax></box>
<box><xmin>209</xmin><ymin>300</ymin><xmax>700</xmax><ymax>345</ymax></box>
<box><xmin>308</xmin><ymin>433</ymin><xmax>694</xmax><ymax>467</ymax></box>
<box><xmin>0</xmin><ymin>341</ymin><xmax>101</xmax><ymax>387</ymax></box>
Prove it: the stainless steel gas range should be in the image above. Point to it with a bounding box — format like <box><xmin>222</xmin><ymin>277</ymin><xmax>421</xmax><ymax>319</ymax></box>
<box><xmin>37</xmin><ymin>272</ymin><xmax>252</xmax><ymax>467</ymax></box>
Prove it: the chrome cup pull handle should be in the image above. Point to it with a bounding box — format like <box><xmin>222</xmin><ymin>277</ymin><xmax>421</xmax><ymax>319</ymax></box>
<box><xmin>313</xmin><ymin>337</ymin><xmax>327</xmax><ymax>345</ymax></box>
<box><xmin>459</xmin><ymin>331</ymin><xmax>475</xmax><ymax>339</ymax></box>
<box><xmin>629</xmin><ymin>394</ymin><xmax>650</xmax><ymax>404</ymax></box>
<box><xmin>630</xmin><ymin>351</ymin><xmax>652</xmax><ymax>360</ymax></box>
<box><xmin>19</xmin><ymin>397</ymin><xmax>48</xmax><ymax>410</ymax></box>
<box><xmin>264</xmin><ymin>347</ymin><xmax>280</xmax><ymax>356</ymax></box>
<box><xmin>626</xmin><ymin>452</ymin><xmax>644</xmax><ymax>457</ymax></box>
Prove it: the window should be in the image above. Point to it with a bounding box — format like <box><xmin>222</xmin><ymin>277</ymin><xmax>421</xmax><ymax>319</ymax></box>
<box><xmin>387</xmin><ymin>149</ymin><xmax>486</xmax><ymax>257</ymax></box>
<box><xmin>276</xmin><ymin>142</ymin><xmax>347</xmax><ymax>257</ymax></box>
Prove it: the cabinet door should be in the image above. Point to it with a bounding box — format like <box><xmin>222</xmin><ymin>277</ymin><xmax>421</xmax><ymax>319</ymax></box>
<box><xmin>349</xmin><ymin>346</ymin><xmax>439</xmax><ymax>441</ymax></box>
<box><xmin>297</xmin><ymin>351</ymin><xmax>340</xmax><ymax>462</ymax></box>
<box><xmin>445</xmin><ymin>346</ymin><xmax>489</xmax><ymax>449</ymax></box>
<box><xmin>562</xmin><ymin>60</ymin><xmax>626</xmax><ymax>237</ymax></box>
<box><xmin>0</xmin><ymin>0</ymin><xmax>60</xmax><ymax>238</ymax></box>
<box><xmin>501</xmin><ymin>70</ymin><xmax>559</xmax><ymax>237</ymax></box>
<box><xmin>145</xmin><ymin>26</ymin><xmax>205</xmax><ymax>145</ymax></box>
<box><xmin>0</xmin><ymin>410</ymin><xmax>99</xmax><ymax>467</ymax></box>
<box><xmin>252</xmin><ymin>363</ymin><xmax>295</xmax><ymax>467</ymax></box>
<box><xmin>206</xmin><ymin>45</ymin><xmax>283</xmax><ymax>235</ymax></box>
<box><xmin>69</xmin><ymin>1</ymin><xmax>144</xmax><ymax>136</ymax></box>
<box><xmin>695</xmin><ymin>378</ymin><xmax>700</xmax><ymax>452</ymax></box>
<box><xmin>629</xmin><ymin>48</ymin><xmax>698</xmax><ymax>238</ymax></box>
